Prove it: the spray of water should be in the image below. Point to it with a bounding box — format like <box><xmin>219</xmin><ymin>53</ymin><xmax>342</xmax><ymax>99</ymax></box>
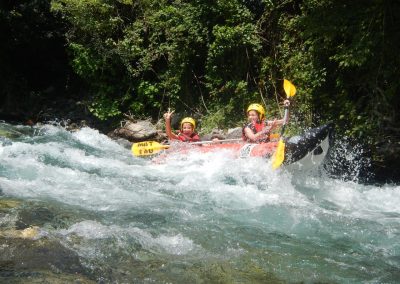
<box><xmin>323</xmin><ymin>136</ymin><xmax>372</xmax><ymax>183</ymax></box>
<box><xmin>0</xmin><ymin>123</ymin><xmax>399</xmax><ymax>283</ymax></box>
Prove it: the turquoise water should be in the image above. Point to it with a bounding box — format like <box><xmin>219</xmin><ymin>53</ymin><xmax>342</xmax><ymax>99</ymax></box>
<box><xmin>0</xmin><ymin>122</ymin><xmax>399</xmax><ymax>283</ymax></box>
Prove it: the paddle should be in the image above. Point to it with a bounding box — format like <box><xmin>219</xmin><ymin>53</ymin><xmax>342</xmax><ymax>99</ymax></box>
<box><xmin>272</xmin><ymin>79</ymin><xmax>297</xmax><ymax>169</ymax></box>
<box><xmin>131</xmin><ymin>141</ymin><xmax>170</xmax><ymax>156</ymax></box>
<box><xmin>131</xmin><ymin>138</ymin><xmax>243</xmax><ymax>157</ymax></box>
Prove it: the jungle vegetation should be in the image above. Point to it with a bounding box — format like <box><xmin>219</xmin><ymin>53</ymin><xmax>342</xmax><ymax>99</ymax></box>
<box><xmin>1</xmin><ymin>0</ymin><xmax>399</xmax><ymax>180</ymax></box>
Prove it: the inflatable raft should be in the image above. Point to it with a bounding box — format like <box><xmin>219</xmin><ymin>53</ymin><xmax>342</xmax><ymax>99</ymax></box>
<box><xmin>137</xmin><ymin>123</ymin><xmax>334</xmax><ymax>169</ymax></box>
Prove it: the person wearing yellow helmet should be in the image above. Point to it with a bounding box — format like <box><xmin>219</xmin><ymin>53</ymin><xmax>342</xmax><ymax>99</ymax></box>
<box><xmin>163</xmin><ymin>109</ymin><xmax>200</xmax><ymax>142</ymax></box>
<box><xmin>243</xmin><ymin>100</ymin><xmax>290</xmax><ymax>143</ymax></box>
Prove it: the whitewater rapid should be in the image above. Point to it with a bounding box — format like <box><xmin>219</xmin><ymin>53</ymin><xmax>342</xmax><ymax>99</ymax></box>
<box><xmin>0</xmin><ymin>122</ymin><xmax>399</xmax><ymax>283</ymax></box>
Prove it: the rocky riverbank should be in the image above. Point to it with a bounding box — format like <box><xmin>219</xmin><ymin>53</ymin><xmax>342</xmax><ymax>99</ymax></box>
<box><xmin>0</xmin><ymin>97</ymin><xmax>242</xmax><ymax>143</ymax></box>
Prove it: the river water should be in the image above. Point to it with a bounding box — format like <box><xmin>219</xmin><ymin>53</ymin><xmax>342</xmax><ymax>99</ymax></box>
<box><xmin>0</xmin><ymin>122</ymin><xmax>399</xmax><ymax>283</ymax></box>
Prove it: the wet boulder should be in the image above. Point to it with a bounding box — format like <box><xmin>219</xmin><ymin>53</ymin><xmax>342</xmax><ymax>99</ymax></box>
<box><xmin>226</xmin><ymin>127</ymin><xmax>242</xmax><ymax>139</ymax></box>
<box><xmin>0</xmin><ymin>199</ymin><xmax>21</xmax><ymax>211</ymax></box>
<box><xmin>201</xmin><ymin>128</ymin><xmax>226</xmax><ymax>141</ymax></box>
<box><xmin>109</xmin><ymin>120</ymin><xmax>159</xmax><ymax>142</ymax></box>
<box><xmin>0</xmin><ymin>236</ymin><xmax>88</xmax><ymax>279</ymax></box>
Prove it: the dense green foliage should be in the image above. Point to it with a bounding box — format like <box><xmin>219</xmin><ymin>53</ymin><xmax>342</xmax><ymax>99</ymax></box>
<box><xmin>49</xmin><ymin>0</ymin><xmax>267</xmax><ymax>126</ymax></box>
<box><xmin>1</xmin><ymin>0</ymin><xmax>399</xmax><ymax>177</ymax></box>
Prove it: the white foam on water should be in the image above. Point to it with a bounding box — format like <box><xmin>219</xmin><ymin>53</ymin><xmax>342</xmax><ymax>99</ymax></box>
<box><xmin>361</xmin><ymin>185</ymin><xmax>400</xmax><ymax>214</ymax></box>
<box><xmin>0</xmin><ymin>137</ymin><xmax>159</xmax><ymax>210</ymax></box>
<box><xmin>302</xmin><ymin>177</ymin><xmax>400</xmax><ymax>221</ymax></box>
<box><xmin>2</xmin><ymin>124</ymin><xmax>396</xmax><ymax>229</ymax></box>
<box><xmin>72</xmin><ymin>127</ymin><xmax>123</xmax><ymax>152</ymax></box>
<box><xmin>2</xmin><ymin>123</ymin><xmax>400</xmax><ymax>283</ymax></box>
<box><xmin>33</xmin><ymin>124</ymin><xmax>66</xmax><ymax>137</ymax></box>
<box><xmin>151</xmin><ymin>149</ymin><xmax>310</xmax><ymax>211</ymax></box>
<box><xmin>58</xmin><ymin>220</ymin><xmax>199</xmax><ymax>256</ymax></box>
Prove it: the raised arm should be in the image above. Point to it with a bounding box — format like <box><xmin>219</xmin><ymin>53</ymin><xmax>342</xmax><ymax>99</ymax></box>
<box><xmin>265</xmin><ymin>99</ymin><xmax>290</xmax><ymax>130</ymax></box>
<box><xmin>163</xmin><ymin>109</ymin><xmax>179</xmax><ymax>140</ymax></box>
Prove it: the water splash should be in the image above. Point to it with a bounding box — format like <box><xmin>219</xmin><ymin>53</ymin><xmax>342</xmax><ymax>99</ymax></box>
<box><xmin>323</xmin><ymin>136</ymin><xmax>372</xmax><ymax>182</ymax></box>
<box><xmin>1</xmin><ymin>122</ymin><xmax>399</xmax><ymax>283</ymax></box>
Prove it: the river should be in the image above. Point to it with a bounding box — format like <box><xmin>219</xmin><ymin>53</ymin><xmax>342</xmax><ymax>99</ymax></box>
<box><xmin>0</xmin><ymin>122</ymin><xmax>399</xmax><ymax>283</ymax></box>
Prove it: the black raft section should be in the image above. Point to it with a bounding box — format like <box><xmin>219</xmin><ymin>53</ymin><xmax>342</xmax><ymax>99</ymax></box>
<box><xmin>283</xmin><ymin>122</ymin><xmax>334</xmax><ymax>165</ymax></box>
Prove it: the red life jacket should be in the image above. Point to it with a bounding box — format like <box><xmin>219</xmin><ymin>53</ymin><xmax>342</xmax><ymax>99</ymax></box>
<box><xmin>242</xmin><ymin>120</ymin><xmax>269</xmax><ymax>143</ymax></box>
<box><xmin>177</xmin><ymin>132</ymin><xmax>200</xmax><ymax>142</ymax></box>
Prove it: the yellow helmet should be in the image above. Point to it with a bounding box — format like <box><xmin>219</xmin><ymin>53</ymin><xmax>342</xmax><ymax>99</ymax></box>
<box><xmin>180</xmin><ymin>117</ymin><xmax>196</xmax><ymax>130</ymax></box>
<box><xmin>247</xmin><ymin>103</ymin><xmax>265</xmax><ymax>120</ymax></box>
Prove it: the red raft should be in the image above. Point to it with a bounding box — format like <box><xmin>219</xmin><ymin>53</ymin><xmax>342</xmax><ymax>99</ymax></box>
<box><xmin>134</xmin><ymin>123</ymin><xmax>334</xmax><ymax>169</ymax></box>
<box><xmin>163</xmin><ymin>141</ymin><xmax>279</xmax><ymax>159</ymax></box>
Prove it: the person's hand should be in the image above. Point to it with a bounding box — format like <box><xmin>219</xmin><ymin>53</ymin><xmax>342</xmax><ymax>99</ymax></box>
<box><xmin>260</xmin><ymin>128</ymin><xmax>270</xmax><ymax>135</ymax></box>
<box><xmin>163</xmin><ymin>108</ymin><xmax>174</xmax><ymax>120</ymax></box>
<box><xmin>261</xmin><ymin>124</ymin><xmax>271</xmax><ymax>135</ymax></box>
<box><xmin>260</xmin><ymin>119</ymin><xmax>277</xmax><ymax>135</ymax></box>
<box><xmin>283</xmin><ymin>99</ymin><xmax>290</xmax><ymax>107</ymax></box>
<box><xmin>268</xmin><ymin>119</ymin><xmax>278</xmax><ymax>131</ymax></box>
<box><xmin>212</xmin><ymin>138</ymin><xmax>220</xmax><ymax>142</ymax></box>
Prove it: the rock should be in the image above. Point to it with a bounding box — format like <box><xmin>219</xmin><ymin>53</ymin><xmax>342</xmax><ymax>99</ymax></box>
<box><xmin>0</xmin><ymin>236</ymin><xmax>86</xmax><ymax>276</ymax></box>
<box><xmin>66</xmin><ymin>122</ymin><xmax>79</xmax><ymax>132</ymax></box>
<box><xmin>114</xmin><ymin>137</ymin><xmax>133</xmax><ymax>149</ymax></box>
<box><xmin>157</xmin><ymin>130</ymin><xmax>168</xmax><ymax>141</ymax></box>
<box><xmin>0</xmin><ymin>199</ymin><xmax>21</xmax><ymax>211</ymax></box>
<box><xmin>211</xmin><ymin>129</ymin><xmax>225</xmax><ymax>140</ymax></box>
<box><xmin>201</xmin><ymin>133</ymin><xmax>212</xmax><ymax>141</ymax></box>
<box><xmin>16</xmin><ymin>206</ymin><xmax>55</xmax><ymax>229</ymax></box>
<box><xmin>226</xmin><ymin>127</ymin><xmax>242</xmax><ymax>139</ymax></box>
<box><xmin>201</xmin><ymin>128</ymin><xmax>225</xmax><ymax>141</ymax></box>
<box><xmin>0</xmin><ymin>226</ymin><xmax>40</xmax><ymax>239</ymax></box>
<box><xmin>109</xmin><ymin>120</ymin><xmax>159</xmax><ymax>142</ymax></box>
<box><xmin>154</xmin><ymin>118</ymin><xmax>165</xmax><ymax>130</ymax></box>
<box><xmin>202</xmin><ymin>127</ymin><xmax>243</xmax><ymax>141</ymax></box>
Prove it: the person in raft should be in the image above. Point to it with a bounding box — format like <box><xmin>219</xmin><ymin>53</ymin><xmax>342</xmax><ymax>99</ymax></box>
<box><xmin>242</xmin><ymin>101</ymin><xmax>290</xmax><ymax>143</ymax></box>
<box><xmin>163</xmin><ymin>109</ymin><xmax>200</xmax><ymax>142</ymax></box>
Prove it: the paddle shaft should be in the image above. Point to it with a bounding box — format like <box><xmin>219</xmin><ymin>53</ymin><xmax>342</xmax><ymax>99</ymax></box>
<box><xmin>272</xmin><ymin>79</ymin><xmax>296</xmax><ymax>169</ymax></box>
<box><xmin>189</xmin><ymin>138</ymin><xmax>242</xmax><ymax>145</ymax></box>
<box><xmin>131</xmin><ymin>138</ymin><xmax>244</xmax><ymax>156</ymax></box>
<box><xmin>279</xmin><ymin>106</ymin><xmax>289</xmax><ymax>136</ymax></box>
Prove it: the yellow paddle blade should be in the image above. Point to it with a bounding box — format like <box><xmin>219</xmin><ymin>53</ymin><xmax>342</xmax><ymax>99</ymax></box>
<box><xmin>284</xmin><ymin>79</ymin><xmax>297</xmax><ymax>98</ymax></box>
<box><xmin>131</xmin><ymin>141</ymin><xmax>170</xmax><ymax>156</ymax></box>
<box><xmin>269</xmin><ymin>133</ymin><xmax>280</xmax><ymax>141</ymax></box>
<box><xmin>272</xmin><ymin>139</ymin><xmax>285</xmax><ymax>169</ymax></box>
